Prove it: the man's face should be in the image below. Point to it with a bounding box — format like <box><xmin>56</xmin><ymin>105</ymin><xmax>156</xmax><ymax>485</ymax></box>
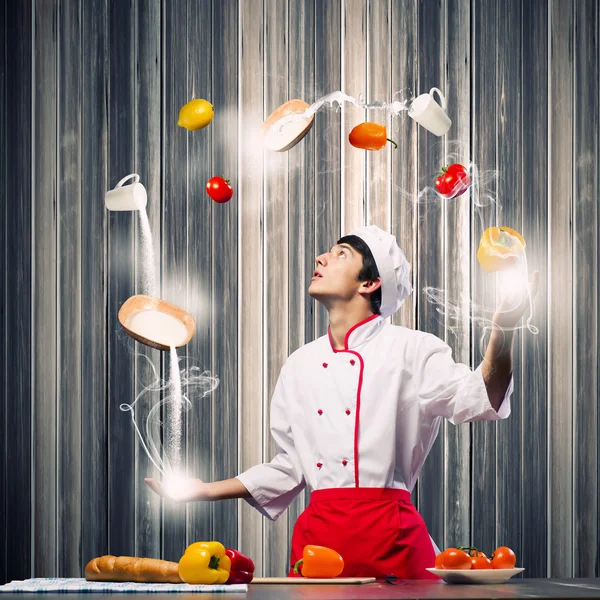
<box><xmin>308</xmin><ymin>243</ymin><xmax>367</xmax><ymax>303</ymax></box>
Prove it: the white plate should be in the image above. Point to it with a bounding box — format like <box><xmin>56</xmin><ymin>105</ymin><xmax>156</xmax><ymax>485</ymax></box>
<box><xmin>426</xmin><ymin>568</ymin><xmax>524</xmax><ymax>584</ymax></box>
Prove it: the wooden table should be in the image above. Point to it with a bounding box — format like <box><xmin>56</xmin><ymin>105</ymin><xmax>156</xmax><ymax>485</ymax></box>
<box><xmin>2</xmin><ymin>578</ymin><xmax>600</xmax><ymax>598</ymax></box>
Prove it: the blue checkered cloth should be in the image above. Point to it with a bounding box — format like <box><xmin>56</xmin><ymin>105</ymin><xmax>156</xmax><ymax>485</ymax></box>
<box><xmin>0</xmin><ymin>578</ymin><xmax>248</xmax><ymax>593</ymax></box>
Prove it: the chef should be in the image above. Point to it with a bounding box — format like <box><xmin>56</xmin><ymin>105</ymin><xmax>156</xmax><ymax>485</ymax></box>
<box><xmin>146</xmin><ymin>225</ymin><xmax>539</xmax><ymax>579</ymax></box>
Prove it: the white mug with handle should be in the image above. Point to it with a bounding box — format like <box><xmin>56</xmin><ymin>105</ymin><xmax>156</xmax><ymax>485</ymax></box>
<box><xmin>105</xmin><ymin>173</ymin><xmax>148</xmax><ymax>211</ymax></box>
<box><xmin>408</xmin><ymin>88</ymin><xmax>452</xmax><ymax>136</ymax></box>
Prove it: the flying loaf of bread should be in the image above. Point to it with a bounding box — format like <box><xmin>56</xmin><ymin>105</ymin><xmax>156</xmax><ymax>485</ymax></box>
<box><xmin>84</xmin><ymin>555</ymin><xmax>183</xmax><ymax>583</ymax></box>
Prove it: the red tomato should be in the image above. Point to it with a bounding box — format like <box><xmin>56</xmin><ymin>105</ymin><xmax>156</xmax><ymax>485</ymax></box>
<box><xmin>206</xmin><ymin>176</ymin><xmax>233</xmax><ymax>203</ymax></box>
<box><xmin>440</xmin><ymin>548</ymin><xmax>472</xmax><ymax>570</ymax></box>
<box><xmin>435</xmin><ymin>163</ymin><xmax>470</xmax><ymax>199</ymax></box>
<box><xmin>471</xmin><ymin>555</ymin><xmax>492</xmax><ymax>569</ymax></box>
<box><xmin>434</xmin><ymin>553</ymin><xmax>445</xmax><ymax>569</ymax></box>
<box><xmin>491</xmin><ymin>546</ymin><xmax>516</xmax><ymax>569</ymax></box>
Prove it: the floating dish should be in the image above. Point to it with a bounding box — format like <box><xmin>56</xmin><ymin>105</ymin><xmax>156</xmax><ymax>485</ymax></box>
<box><xmin>262</xmin><ymin>99</ymin><xmax>314</xmax><ymax>152</ymax></box>
<box><xmin>118</xmin><ymin>295</ymin><xmax>195</xmax><ymax>351</ymax></box>
<box><xmin>426</xmin><ymin>568</ymin><xmax>524</xmax><ymax>585</ymax></box>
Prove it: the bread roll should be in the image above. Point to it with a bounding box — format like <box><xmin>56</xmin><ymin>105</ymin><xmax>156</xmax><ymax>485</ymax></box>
<box><xmin>84</xmin><ymin>555</ymin><xmax>183</xmax><ymax>583</ymax></box>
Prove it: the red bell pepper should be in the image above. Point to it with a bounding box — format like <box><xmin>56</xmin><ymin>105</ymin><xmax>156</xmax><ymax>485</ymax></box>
<box><xmin>225</xmin><ymin>548</ymin><xmax>255</xmax><ymax>584</ymax></box>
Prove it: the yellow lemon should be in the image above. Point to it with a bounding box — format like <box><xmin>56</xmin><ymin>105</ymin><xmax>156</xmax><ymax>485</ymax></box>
<box><xmin>177</xmin><ymin>98</ymin><xmax>214</xmax><ymax>131</ymax></box>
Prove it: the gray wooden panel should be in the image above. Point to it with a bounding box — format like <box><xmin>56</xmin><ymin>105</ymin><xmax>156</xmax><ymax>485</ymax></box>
<box><xmin>211</xmin><ymin>0</ymin><xmax>239</xmax><ymax>553</ymax></box>
<box><xmin>287</xmin><ymin>0</ymin><xmax>316</xmax><ymax>383</ymax></box>
<box><xmin>443</xmin><ymin>0</ymin><xmax>471</xmax><ymax>551</ymax></box>
<box><xmin>107</xmin><ymin>0</ymin><xmax>137</xmax><ymax>557</ymax></box>
<box><xmin>548</xmin><ymin>0</ymin><xmax>574</xmax><ymax>578</ymax></box>
<box><xmin>521</xmin><ymin>0</ymin><xmax>549</xmax><ymax>578</ymax></box>
<box><xmin>390</xmin><ymin>0</ymin><xmax>418</xmax><ymax>332</ymax></box>
<box><xmin>238</xmin><ymin>0</ymin><xmax>265</xmax><ymax>575</ymax></box>
<box><xmin>185</xmin><ymin>0</ymin><xmax>213</xmax><ymax>546</ymax></box>
<box><xmin>314</xmin><ymin>0</ymin><xmax>341</xmax><ymax>337</ymax></box>
<box><xmin>33</xmin><ymin>0</ymin><xmax>58</xmax><ymax>578</ymax></box>
<box><xmin>5</xmin><ymin>0</ymin><xmax>32</xmax><ymax>584</ymax></box>
<box><xmin>286</xmin><ymin>0</ymin><xmax>315</xmax><ymax>549</ymax></box>
<box><xmin>162</xmin><ymin>0</ymin><xmax>188</xmax><ymax>562</ymax></box>
<box><xmin>134</xmin><ymin>0</ymin><xmax>162</xmax><ymax>559</ymax></box>
<box><xmin>415</xmin><ymin>0</ymin><xmax>445</xmax><ymax>546</ymax></box>
<box><xmin>0</xmin><ymin>0</ymin><xmax>6</xmax><ymax>583</ymax></box>
<box><xmin>495</xmin><ymin>0</ymin><xmax>523</xmax><ymax>565</ymax></box>
<box><xmin>573</xmin><ymin>0</ymin><xmax>598</xmax><ymax>578</ymax></box>
<box><xmin>81</xmin><ymin>0</ymin><xmax>109</xmax><ymax>568</ymax></box>
<box><xmin>470</xmin><ymin>0</ymin><xmax>499</xmax><ymax>556</ymax></box>
<box><xmin>342</xmin><ymin>0</ymin><xmax>366</xmax><ymax>234</ymax></box>
<box><xmin>366</xmin><ymin>0</ymin><xmax>391</xmax><ymax>230</ymax></box>
<box><xmin>58</xmin><ymin>0</ymin><xmax>83</xmax><ymax>577</ymax></box>
<box><xmin>264</xmin><ymin>0</ymin><xmax>291</xmax><ymax>578</ymax></box>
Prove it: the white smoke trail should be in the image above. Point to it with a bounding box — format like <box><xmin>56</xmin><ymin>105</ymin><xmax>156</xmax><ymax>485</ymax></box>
<box><xmin>119</xmin><ymin>352</ymin><xmax>219</xmax><ymax>477</ymax></box>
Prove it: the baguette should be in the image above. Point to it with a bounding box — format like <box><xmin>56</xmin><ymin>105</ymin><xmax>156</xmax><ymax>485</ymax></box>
<box><xmin>85</xmin><ymin>555</ymin><xmax>183</xmax><ymax>583</ymax></box>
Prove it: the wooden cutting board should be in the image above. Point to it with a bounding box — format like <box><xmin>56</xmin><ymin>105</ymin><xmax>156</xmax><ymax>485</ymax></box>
<box><xmin>251</xmin><ymin>577</ymin><xmax>376</xmax><ymax>584</ymax></box>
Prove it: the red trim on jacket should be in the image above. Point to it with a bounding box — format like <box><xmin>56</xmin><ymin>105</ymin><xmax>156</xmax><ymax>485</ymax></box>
<box><xmin>349</xmin><ymin>350</ymin><xmax>365</xmax><ymax>487</ymax></box>
<box><xmin>325</xmin><ymin>313</ymin><xmax>379</xmax><ymax>488</ymax></box>
<box><xmin>327</xmin><ymin>313</ymin><xmax>379</xmax><ymax>353</ymax></box>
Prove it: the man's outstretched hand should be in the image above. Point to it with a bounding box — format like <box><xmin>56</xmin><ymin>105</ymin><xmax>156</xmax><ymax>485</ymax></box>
<box><xmin>144</xmin><ymin>477</ymin><xmax>212</xmax><ymax>503</ymax></box>
<box><xmin>145</xmin><ymin>476</ymin><xmax>251</xmax><ymax>503</ymax></box>
<box><xmin>493</xmin><ymin>270</ymin><xmax>540</xmax><ymax>330</ymax></box>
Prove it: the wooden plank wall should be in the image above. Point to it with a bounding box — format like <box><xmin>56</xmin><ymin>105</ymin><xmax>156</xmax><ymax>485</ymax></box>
<box><xmin>2</xmin><ymin>0</ymin><xmax>599</xmax><ymax>583</ymax></box>
<box><xmin>520</xmin><ymin>0</ymin><xmax>549</xmax><ymax>577</ymax></box>
<box><xmin>5</xmin><ymin>0</ymin><xmax>33</xmax><ymax>585</ymax></box>
<box><xmin>0</xmin><ymin>0</ymin><xmax>6</xmax><ymax>584</ymax></box>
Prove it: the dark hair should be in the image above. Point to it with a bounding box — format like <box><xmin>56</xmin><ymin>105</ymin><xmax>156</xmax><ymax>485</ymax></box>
<box><xmin>337</xmin><ymin>235</ymin><xmax>382</xmax><ymax>315</ymax></box>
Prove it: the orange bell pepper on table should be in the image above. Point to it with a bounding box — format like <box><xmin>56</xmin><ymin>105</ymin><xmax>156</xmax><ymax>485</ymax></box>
<box><xmin>477</xmin><ymin>226</ymin><xmax>526</xmax><ymax>272</ymax></box>
<box><xmin>293</xmin><ymin>545</ymin><xmax>344</xmax><ymax>578</ymax></box>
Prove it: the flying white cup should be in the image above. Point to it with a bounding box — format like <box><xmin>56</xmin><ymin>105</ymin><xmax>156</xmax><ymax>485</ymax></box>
<box><xmin>408</xmin><ymin>88</ymin><xmax>452</xmax><ymax>136</ymax></box>
<box><xmin>105</xmin><ymin>173</ymin><xmax>148</xmax><ymax>211</ymax></box>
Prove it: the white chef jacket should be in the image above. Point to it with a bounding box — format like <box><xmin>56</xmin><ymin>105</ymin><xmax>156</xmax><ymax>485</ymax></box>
<box><xmin>237</xmin><ymin>314</ymin><xmax>513</xmax><ymax>522</ymax></box>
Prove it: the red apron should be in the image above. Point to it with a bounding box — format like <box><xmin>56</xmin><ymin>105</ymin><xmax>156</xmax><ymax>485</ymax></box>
<box><xmin>288</xmin><ymin>487</ymin><xmax>438</xmax><ymax>579</ymax></box>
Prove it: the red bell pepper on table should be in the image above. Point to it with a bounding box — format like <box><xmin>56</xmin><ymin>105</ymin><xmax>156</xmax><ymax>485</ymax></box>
<box><xmin>225</xmin><ymin>548</ymin><xmax>255</xmax><ymax>584</ymax></box>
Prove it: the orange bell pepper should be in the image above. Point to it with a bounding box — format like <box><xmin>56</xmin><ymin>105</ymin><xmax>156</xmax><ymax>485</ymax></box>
<box><xmin>349</xmin><ymin>122</ymin><xmax>397</xmax><ymax>151</ymax></box>
<box><xmin>477</xmin><ymin>226</ymin><xmax>526</xmax><ymax>272</ymax></box>
<box><xmin>293</xmin><ymin>545</ymin><xmax>344</xmax><ymax>578</ymax></box>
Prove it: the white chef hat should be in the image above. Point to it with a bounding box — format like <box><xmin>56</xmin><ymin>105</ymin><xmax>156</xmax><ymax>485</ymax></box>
<box><xmin>348</xmin><ymin>225</ymin><xmax>413</xmax><ymax>319</ymax></box>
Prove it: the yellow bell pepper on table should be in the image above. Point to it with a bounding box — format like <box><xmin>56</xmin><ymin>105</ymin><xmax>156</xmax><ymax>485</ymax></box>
<box><xmin>178</xmin><ymin>541</ymin><xmax>231</xmax><ymax>585</ymax></box>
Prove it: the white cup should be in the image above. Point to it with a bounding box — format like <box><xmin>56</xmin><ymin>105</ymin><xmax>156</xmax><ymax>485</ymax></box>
<box><xmin>408</xmin><ymin>88</ymin><xmax>452</xmax><ymax>136</ymax></box>
<box><xmin>105</xmin><ymin>173</ymin><xmax>148</xmax><ymax>211</ymax></box>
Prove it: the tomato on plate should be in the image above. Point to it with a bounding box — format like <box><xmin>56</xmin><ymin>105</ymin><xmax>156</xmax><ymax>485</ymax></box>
<box><xmin>206</xmin><ymin>176</ymin><xmax>233</xmax><ymax>203</ymax></box>
<box><xmin>491</xmin><ymin>546</ymin><xmax>517</xmax><ymax>569</ymax></box>
<box><xmin>439</xmin><ymin>548</ymin><xmax>472</xmax><ymax>570</ymax></box>
<box><xmin>434</xmin><ymin>553</ymin><xmax>445</xmax><ymax>569</ymax></box>
<box><xmin>471</xmin><ymin>554</ymin><xmax>492</xmax><ymax>569</ymax></box>
<box><xmin>435</xmin><ymin>163</ymin><xmax>470</xmax><ymax>199</ymax></box>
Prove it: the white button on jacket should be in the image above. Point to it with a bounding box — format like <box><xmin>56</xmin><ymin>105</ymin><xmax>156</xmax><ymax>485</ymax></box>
<box><xmin>237</xmin><ymin>315</ymin><xmax>512</xmax><ymax>522</ymax></box>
